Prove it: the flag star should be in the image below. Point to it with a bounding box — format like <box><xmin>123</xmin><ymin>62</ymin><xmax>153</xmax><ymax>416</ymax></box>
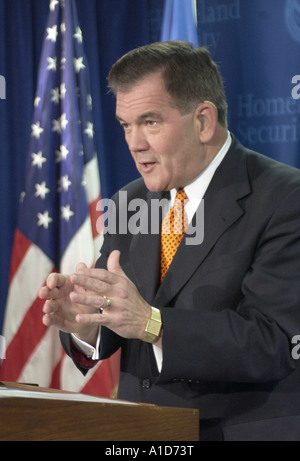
<box><xmin>37</xmin><ymin>211</ymin><xmax>53</xmax><ymax>229</ymax></box>
<box><xmin>49</xmin><ymin>0</ymin><xmax>59</xmax><ymax>11</ymax></box>
<box><xmin>46</xmin><ymin>25</ymin><xmax>58</xmax><ymax>42</ymax></box>
<box><xmin>73</xmin><ymin>27</ymin><xmax>83</xmax><ymax>43</ymax></box>
<box><xmin>55</xmin><ymin>144</ymin><xmax>69</xmax><ymax>162</ymax></box>
<box><xmin>84</xmin><ymin>121</ymin><xmax>94</xmax><ymax>138</ymax></box>
<box><xmin>31</xmin><ymin>151</ymin><xmax>47</xmax><ymax>168</ymax></box>
<box><xmin>60</xmin><ymin>113</ymin><xmax>68</xmax><ymax>130</ymax></box>
<box><xmin>61</xmin><ymin>205</ymin><xmax>74</xmax><ymax>222</ymax></box>
<box><xmin>47</xmin><ymin>56</ymin><xmax>57</xmax><ymax>71</ymax></box>
<box><xmin>81</xmin><ymin>172</ymin><xmax>87</xmax><ymax>187</ymax></box>
<box><xmin>52</xmin><ymin>118</ymin><xmax>61</xmax><ymax>133</ymax></box>
<box><xmin>35</xmin><ymin>181</ymin><xmax>50</xmax><ymax>199</ymax></box>
<box><xmin>51</xmin><ymin>87</ymin><xmax>60</xmax><ymax>104</ymax></box>
<box><xmin>19</xmin><ymin>191</ymin><xmax>26</xmax><ymax>203</ymax></box>
<box><xmin>34</xmin><ymin>96</ymin><xmax>41</xmax><ymax>107</ymax></box>
<box><xmin>57</xmin><ymin>174</ymin><xmax>72</xmax><ymax>192</ymax></box>
<box><xmin>87</xmin><ymin>94</ymin><xmax>93</xmax><ymax>108</ymax></box>
<box><xmin>74</xmin><ymin>57</ymin><xmax>85</xmax><ymax>73</ymax></box>
<box><xmin>61</xmin><ymin>57</ymin><xmax>66</xmax><ymax>70</ymax></box>
<box><xmin>31</xmin><ymin>122</ymin><xmax>44</xmax><ymax>139</ymax></box>
<box><xmin>60</xmin><ymin>82</ymin><xmax>67</xmax><ymax>99</ymax></box>
<box><xmin>52</xmin><ymin>113</ymin><xmax>68</xmax><ymax>133</ymax></box>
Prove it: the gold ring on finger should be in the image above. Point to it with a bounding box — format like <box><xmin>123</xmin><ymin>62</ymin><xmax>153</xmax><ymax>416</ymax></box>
<box><xmin>103</xmin><ymin>295</ymin><xmax>111</xmax><ymax>308</ymax></box>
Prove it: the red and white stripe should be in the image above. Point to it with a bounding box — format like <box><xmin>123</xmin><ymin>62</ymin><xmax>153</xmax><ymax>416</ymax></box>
<box><xmin>0</xmin><ymin>156</ymin><xmax>119</xmax><ymax>397</ymax></box>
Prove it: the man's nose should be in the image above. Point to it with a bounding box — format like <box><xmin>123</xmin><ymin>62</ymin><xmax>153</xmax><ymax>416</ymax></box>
<box><xmin>127</xmin><ymin>127</ymin><xmax>149</xmax><ymax>152</ymax></box>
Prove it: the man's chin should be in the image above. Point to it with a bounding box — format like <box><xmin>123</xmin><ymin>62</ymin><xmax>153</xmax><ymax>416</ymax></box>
<box><xmin>143</xmin><ymin>179</ymin><xmax>165</xmax><ymax>193</ymax></box>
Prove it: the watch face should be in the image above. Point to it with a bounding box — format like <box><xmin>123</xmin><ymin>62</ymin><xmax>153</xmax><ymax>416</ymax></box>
<box><xmin>146</xmin><ymin>318</ymin><xmax>162</xmax><ymax>336</ymax></box>
<box><xmin>144</xmin><ymin>308</ymin><xmax>162</xmax><ymax>340</ymax></box>
<box><xmin>148</xmin><ymin>324</ymin><xmax>160</xmax><ymax>335</ymax></box>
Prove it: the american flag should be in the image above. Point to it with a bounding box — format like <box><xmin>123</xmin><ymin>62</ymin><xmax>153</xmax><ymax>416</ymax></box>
<box><xmin>0</xmin><ymin>0</ymin><xmax>119</xmax><ymax>397</ymax></box>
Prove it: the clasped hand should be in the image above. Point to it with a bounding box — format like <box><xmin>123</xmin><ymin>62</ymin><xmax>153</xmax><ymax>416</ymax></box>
<box><xmin>39</xmin><ymin>250</ymin><xmax>152</xmax><ymax>346</ymax></box>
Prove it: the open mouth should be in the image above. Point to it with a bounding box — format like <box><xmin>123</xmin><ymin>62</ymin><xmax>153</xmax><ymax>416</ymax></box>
<box><xmin>140</xmin><ymin>161</ymin><xmax>156</xmax><ymax>172</ymax></box>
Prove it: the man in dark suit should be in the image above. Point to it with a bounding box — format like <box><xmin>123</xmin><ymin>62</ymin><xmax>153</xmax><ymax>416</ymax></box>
<box><xmin>39</xmin><ymin>41</ymin><xmax>300</xmax><ymax>441</ymax></box>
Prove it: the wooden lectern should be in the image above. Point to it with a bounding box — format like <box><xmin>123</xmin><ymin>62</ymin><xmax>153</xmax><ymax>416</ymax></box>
<box><xmin>0</xmin><ymin>382</ymin><xmax>199</xmax><ymax>441</ymax></box>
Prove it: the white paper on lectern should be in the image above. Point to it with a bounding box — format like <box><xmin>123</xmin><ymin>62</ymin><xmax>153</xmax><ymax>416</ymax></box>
<box><xmin>0</xmin><ymin>386</ymin><xmax>137</xmax><ymax>405</ymax></box>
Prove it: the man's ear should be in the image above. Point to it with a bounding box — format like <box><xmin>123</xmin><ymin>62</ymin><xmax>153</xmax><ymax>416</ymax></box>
<box><xmin>194</xmin><ymin>101</ymin><xmax>218</xmax><ymax>143</ymax></box>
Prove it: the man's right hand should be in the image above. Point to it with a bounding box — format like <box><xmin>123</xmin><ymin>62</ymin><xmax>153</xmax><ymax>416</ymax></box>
<box><xmin>38</xmin><ymin>263</ymin><xmax>100</xmax><ymax>346</ymax></box>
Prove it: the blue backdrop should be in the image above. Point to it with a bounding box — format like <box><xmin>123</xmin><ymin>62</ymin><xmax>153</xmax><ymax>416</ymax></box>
<box><xmin>1</xmin><ymin>0</ymin><xmax>300</xmax><ymax>332</ymax></box>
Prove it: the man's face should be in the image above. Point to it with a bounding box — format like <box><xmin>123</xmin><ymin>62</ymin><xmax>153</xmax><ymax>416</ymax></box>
<box><xmin>116</xmin><ymin>73</ymin><xmax>205</xmax><ymax>192</ymax></box>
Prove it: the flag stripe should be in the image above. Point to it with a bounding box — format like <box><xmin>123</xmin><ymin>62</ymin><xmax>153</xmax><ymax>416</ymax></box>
<box><xmin>89</xmin><ymin>196</ymin><xmax>101</xmax><ymax>240</ymax></box>
<box><xmin>49</xmin><ymin>351</ymin><xmax>64</xmax><ymax>389</ymax></box>
<box><xmin>3</xmin><ymin>241</ymin><xmax>54</xmax><ymax>345</ymax></box>
<box><xmin>84</xmin><ymin>155</ymin><xmax>101</xmax><ymax>203</ymax></box>
<box><xmin>17</xmin><ymin>327</ymin><xmax>63</xmax><ymax>387</ymax></box>
<box><xmin>60</xmin><ymin>217</ymin><xmax>95</xmax><ymax>273</ymax></box>
<box><xmin>80</xmin><ymin>360</ymin><xmax>113</xmax><ymax>396</ymax></box>
<box><xmin>1</xmin><ymin>296</ymin><xmax>47</xmax><ymax>380</ymax></box>
<box><xmin>8</xmin><ymin>229</ymin><xmax>32</xmax><ymax>284</ymax></box>
<box><xmin>60</xmin><ymin>351</ymin><xmax>102</xmax><ymax>392</ymax></box>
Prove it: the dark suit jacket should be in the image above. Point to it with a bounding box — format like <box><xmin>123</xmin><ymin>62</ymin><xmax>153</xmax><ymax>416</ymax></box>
<box><xmin>61</xmin><ymin>135</ymin><xmax>300</xmax><ymax>440</ymax></box>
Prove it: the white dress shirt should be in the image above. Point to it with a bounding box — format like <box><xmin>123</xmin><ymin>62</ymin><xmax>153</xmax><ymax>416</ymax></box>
<box><xmin>72</xmin><ymin>132</ymin><xmax>232</xmax><ymax>369</ymax></box>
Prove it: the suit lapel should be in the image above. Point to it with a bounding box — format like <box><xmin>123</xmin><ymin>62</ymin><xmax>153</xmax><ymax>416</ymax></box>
<box><xmin>154</xmin><ymin>136</ymin><xmax>252</xmax><ymax>306</ymax></box>
<box><xmin>129</xmin><ymin>190</ymin><xmax>168</xmax><ymax>304</ymax></box>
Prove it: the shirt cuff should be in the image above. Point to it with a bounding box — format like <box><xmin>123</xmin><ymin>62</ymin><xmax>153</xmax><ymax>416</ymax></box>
<box><xmin>71</xmin><ymin>327</ymin><xmax>101</xmax><ymax>360</ymax></box>
<box><xmin>153</xmin><ymin>343</ymin><xmax>163</xmax><ymax>373</ymax></box>
<box><xmin>71</xmin><ymin>326</ymin><xmax>163</xmax><ymax>372</ymax></box>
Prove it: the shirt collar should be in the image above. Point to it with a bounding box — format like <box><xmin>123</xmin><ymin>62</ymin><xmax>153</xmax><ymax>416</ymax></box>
<box><xmin>170</xmin><ymin>131</ymin><xmax>231</xmax><ymax>204</ymax></box>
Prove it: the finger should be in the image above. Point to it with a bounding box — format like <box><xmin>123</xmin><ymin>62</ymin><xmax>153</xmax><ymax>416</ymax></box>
<box><xmin>42</xmin><ymin>300</ymin><xmax>61</xmax><ymax>327</ymax></box>
<box><xmin>42</xmin><ymin>299</ymin><xmax>57</xmax><ymax>315</ymax></box>
<box><xmin>71</xmin><ymin>273</ymin><xmax>128</xmax><ymax>301</ymax></box>
<box><xmin>69</xmin><ymin>291</ymin><xmax>108</xmax><ymax>310</ymax></box>
<box><xmin>70</xmin><ymin>252</ymin><xmax>127</xmax><ymax>293</ymax></box>
<box><xmin>39</xmin><ymin>277</ymin><xmax>58</xmax><ymax>299</ymax></box>
<box><xmin>74</xmin><ymin>263</ymin><xmax>89</xmax><ymax>293</ymax></box>
<box><xmin>42</xmin><ymin>314</ymin><xmax>51</xmax><ymax>327</ymax></box>
<box><xmin>42</xmin><ymin>311</ymin><xmax>66</xmax><ymax>329</ymax></box>
<box><xmin>107</xmin><ymin>250</ymin><xmax>126</xmax><ymax>277</ymax></box>
<box><xmin>76</xmin><ymin>262</ymin><xmax>88</xmax><ymax>272</ymax></box>
<box><xmin>39</xmin><ymin>285</ymin><xmax>50</xmax><ymax>299</ymax></box>
<box><xmin>39</xmin><ymin>285</ymin><xmax>63</xmax><ymax>300</ymax></box>
<box><xmin>76</xmin><ymin>312</ymin><xmax>105</xmax><ymax>326</ymax></box>
<box><xmin>70</xmin><ymin>271</ymin><xmax>116</xmax><ymax>295</ymax></box>
<box><xmin>47</xmin><ymin>272</ymin><xmax>67</xmax><ymax>290</ymax></box>
<box><xmin>42</xmin><ymin>313</ymin><xmax>55</xmax><ymax>327</ymax></box>
<box><xmin>74</xmin><ymin>266</ymin><xmax>120</xmax><ymax>284</ymax></box>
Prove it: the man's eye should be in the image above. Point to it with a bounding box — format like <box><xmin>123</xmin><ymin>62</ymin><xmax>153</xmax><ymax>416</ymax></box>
<box><xmin>146</xmin><ymin>120</ymin><xmax>158</xmax><ymax>126</ymax></box>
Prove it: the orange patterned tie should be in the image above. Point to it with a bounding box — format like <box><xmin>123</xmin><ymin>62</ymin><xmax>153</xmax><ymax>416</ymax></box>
<box><xmin>160</xmin><ymin>188</ymin><xmax>188</xmax><ymax>282</ymax></box>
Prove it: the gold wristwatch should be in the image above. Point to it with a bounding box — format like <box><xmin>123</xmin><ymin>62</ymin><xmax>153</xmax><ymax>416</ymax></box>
<box><xmin>143</xmin><ymin>307</ymin><xmax>162</xmax><ymax>343</ymax></box>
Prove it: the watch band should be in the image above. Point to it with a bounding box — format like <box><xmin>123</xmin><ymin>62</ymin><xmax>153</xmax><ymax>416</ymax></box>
<box><xmin>142</xmin><ymin>307</ymin><xmax>162</xmax><ymax>343</ymax></box>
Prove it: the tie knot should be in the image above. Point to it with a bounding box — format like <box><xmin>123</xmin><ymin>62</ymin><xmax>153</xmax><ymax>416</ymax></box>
<box><xmin>175</xmin><ymin>188</ymin><xmax>188</xmax><ymax>203</ymax></box>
